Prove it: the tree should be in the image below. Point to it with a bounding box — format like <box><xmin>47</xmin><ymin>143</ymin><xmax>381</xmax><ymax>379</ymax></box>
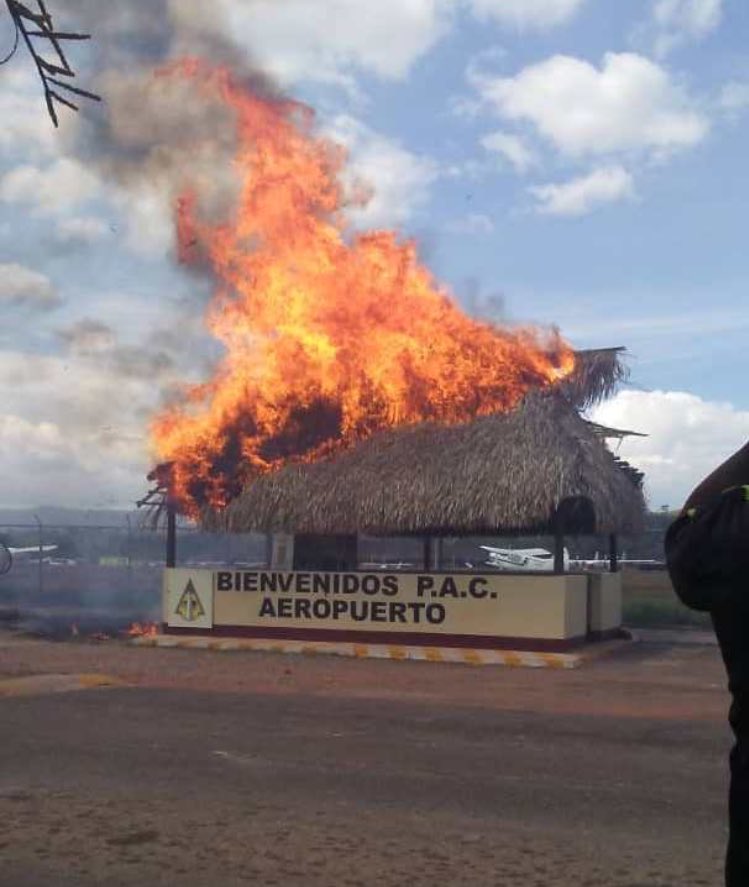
<box><xmin>1</xmin><ymin>0</ymin><xmax>99</xmax><ymax>126</ymax></box>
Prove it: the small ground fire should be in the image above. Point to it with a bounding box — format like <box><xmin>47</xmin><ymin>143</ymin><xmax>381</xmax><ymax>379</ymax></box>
<box><xmin>125</xmin><ymin>622</ymin><xmax>159</xmax><ymax>639</ymax></box>
<box><xmin>150</xmin><ymin>61</ymin><xmax>575</xmax><ymax>516</ymax></box>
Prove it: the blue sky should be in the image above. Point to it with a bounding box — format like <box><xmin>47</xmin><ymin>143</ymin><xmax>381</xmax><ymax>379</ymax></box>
<box><xmin>1</xmin><ymin>0</ymin><xmax>748</xmax><ymax>509</ymax></box>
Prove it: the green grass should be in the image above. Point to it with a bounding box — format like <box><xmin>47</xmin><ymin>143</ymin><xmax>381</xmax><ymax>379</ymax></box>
<box><xmin>623</xmin><ymin>599</ymin><xmax>712</xmax><ymax>628</ymax></box>
<box><xmin>622</xmin><ymin>572</ymin><xmax>712</xmax><ymax>629</ymax></box>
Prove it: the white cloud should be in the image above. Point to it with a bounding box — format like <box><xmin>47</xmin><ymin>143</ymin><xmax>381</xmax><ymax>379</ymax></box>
<box><xmin>0</xmin><ymin>415</ymin><xmax>68</xmax><ymax>463</ymax></box>
<box><xmin>55</xmin><ymin>216</ymin><xmax>110</xmax><ymax>245</ymax></box>
<box><xmin>0</xmin><ymin>408</ymin><xmax>147</xmax><ymax>508</ymax></box>
<box><xmin>591</xmin><ymin>390</ymin><xmax>749</xmax><ymax>509</ymax></box>
<box><xmin>654</xmin><ymin>0</ymin><xmax>722</xmax><ymax>35</ymax></box>
<box><xmin>466</xmin><ymin>0</ymin><xmax>585</xmax><ymax>28</ymax></box>
<box><xmin>473</xmin><ymin>52</ymin><xmax>708</xmax><ymax>160</ymax></box>
<box><xmin>0</xmin><ymin>158</ymin><xmax>99</xmax><ymax>215</ymax></box>
<box><xmin>0</xmin><ymin>67</ymin><xmax>63</xmax><ymax>157</ymax></box>
<box><xmin>719</xmin><ymin>81</ymin><xmax>749</xmax><ymax>116</ymax></box>
<box><xmin>113</xmin><ymin>185</ymin><xmax>175</xmax><ymax>257</ymax></box>
<box><xmin>481</xmin><ymin>130</ymin><xmax>537</xmax><ymax>172</ymax></box>
<box><xmin>325</xmin><ymin>115</ymin><xmax>439</xmax><ymax>227</ymax></box>
<box><xmin>225</xmin><ymin>0</ymin><xmax>451</xmax><ymax>85</ymax></box>
<box><xmin>0</xmin><ymin>263</ymin><xmax>60</xmax><ymax>310</ymax></box>
<box><xmin>445</xmin><ymin>213</ymin><xmax>495</xmax><ymax>234</ymax></box>
<box><xmin>0</xmin><ymin>343</ymin><xmax>179</xmax><ymax>508</ymax></box>
<box><xmin>530</xmin><ymin>166</ymin><xmax>634</xmax><ymax>216</ymax></box>
<box><xmin>652</xmin><ymin>0</ymin><xmax>722</xmax><ymax>55</ymax></box>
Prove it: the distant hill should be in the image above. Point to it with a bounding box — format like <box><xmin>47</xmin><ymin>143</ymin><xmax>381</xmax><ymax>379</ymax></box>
<box><xmin>0</xmin><ymin>507</ymin><xmax>140</xmax><ymax>528</ymax></box>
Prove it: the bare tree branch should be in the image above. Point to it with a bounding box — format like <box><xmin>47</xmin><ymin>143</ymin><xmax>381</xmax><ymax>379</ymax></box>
<box><xmin>3</xmin><ymin>0</ymin><xmax>100</xmax><ymax>126</ymax></box>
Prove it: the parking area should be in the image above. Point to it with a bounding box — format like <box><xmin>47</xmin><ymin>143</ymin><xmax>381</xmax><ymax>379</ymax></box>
<box><xmin>0</xmin><ymin>631</ymin><xmax>731</xmax><ymax>886</ymax></box>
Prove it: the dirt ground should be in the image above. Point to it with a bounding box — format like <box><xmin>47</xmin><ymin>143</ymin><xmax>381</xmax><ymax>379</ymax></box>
<box><xmin>0</xmin><ymin>630</ymin><xmax>733</xmax><ymax>886</ymax></box>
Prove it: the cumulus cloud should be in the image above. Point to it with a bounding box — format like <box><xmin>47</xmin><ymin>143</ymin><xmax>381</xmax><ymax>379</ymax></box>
<box><xmin>530</xmin><ymin>166</ymin><xmax>635</xmax><ymax>216</ymax></box>
<box><xmin>224</xmin><ymin>0</ymin><xmax>450</xmax><ymax>85</ymax></box>
<box><xmin>472</xmin><ymin>52</ymin><xmax>708</xmax><ymax>160</ymax></box>
<box><xmin>0</xmin><ymin>329</ymin><xmax>185</xmax><ymax>507</ymax></box>
<box><xmin>466</xmin><ymin>0</ymin><xmax>585</xmax><ymax>29</ymax></box>
<box><xmin>325</xmin><ymin>115</ymin><xmax>439</xmax><ymax>227</ymax></box>
<box><xmin>0</xmin><ymin>158</ymin><xmax>100</xmax><ymax>216</ymax></box>
<box><xmin>112</xmin><ymin>184</ymin><xmax>175</xmax><ymax>257</ymax></box>
<box><xmin>0</xmin><ymin>264</ymin><xmax>60</xmax><ymax>311</ymax></box>
<box><xmin>481</xmin><ymin>130</ymin><xmax>537</xmax><ymax>172</ymax></box>
<box><xmin>54</xmin><ymin>216</ymin><xmax>110</xmax><ymax>245</ymax></box>
<box><xmin>0</xmin><ymin>67</ymin><xmax>63</xmax><ymax>157</ymax></box>
<box><xmin>0</xmin><ymin>415</ymin><xmax>69</xmax><ymax>463</ymax></box>
<box><xmin>0</xmin><ymin>405</ymin><xmax>146</xmax><ymax>509</ymax></box>
<box><xmin>591</xmin><ymin>390</ymin><xmax>749</xmax><ymax>508</ymax></box>
<box><xmin>719</xmin><ymin>81</ymin><xmax>749</xmax><ymax>117</ymax></box>
<box><xmin>652</xmin><ymin>0</ymin><xmax>722</xmax><ymax>55</ymax></box>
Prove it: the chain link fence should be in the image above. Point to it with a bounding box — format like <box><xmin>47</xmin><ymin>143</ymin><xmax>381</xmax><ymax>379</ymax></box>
<box><xmin>0</xmin><ymin>517</ymin><xmax>669</xmax><ymax>636</ymax></box>
<box><xmin>0</xmin><ymin>520</ymin><xmax>267</xmax><ymax>636</ymax></box>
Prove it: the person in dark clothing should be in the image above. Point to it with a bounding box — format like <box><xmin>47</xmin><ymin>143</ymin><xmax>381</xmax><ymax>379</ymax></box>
<box><xmin>665</xmin><ymin>441</ymin><xmax>749</xmax><ymax>887</ymax></box>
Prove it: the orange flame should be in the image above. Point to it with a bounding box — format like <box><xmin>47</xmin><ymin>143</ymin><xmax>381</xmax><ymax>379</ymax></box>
<box><xmin>125</xmin><ymin>622</ymin><xmax>159</xmax><ymax>639</ymax></box>
<box><xmin>151</xmin><ymin>61</ymin><xmax>576</xmax><ymax>515</ymax></box>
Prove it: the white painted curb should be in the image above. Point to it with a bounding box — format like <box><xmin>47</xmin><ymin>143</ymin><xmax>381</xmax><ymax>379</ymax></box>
<box><xmin>130</xmin><ymin>634</ymin><xmax>583</xmax><ymax>669</ymax></box>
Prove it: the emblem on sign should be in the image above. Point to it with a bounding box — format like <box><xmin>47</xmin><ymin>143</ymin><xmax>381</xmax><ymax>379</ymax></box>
<box><xmin>174</xmin><ymin>579</ymin><xmax>206</xmax><ymax>622</ymax></box>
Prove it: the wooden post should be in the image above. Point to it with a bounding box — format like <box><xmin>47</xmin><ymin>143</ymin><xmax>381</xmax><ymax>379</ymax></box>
<box><xmin>423</xmin><ymin>536</ymin><xmax>432</xmax><ymax>571</ymax></box>
<box><xmin>608</xmin><ymin>533</ymin><xmax>619</xmax><ymax>573</ymax></box>
<box><xmin>553</xmin><ymin>516</ymin><xmax>565</xmax><ymax>575</ymax></box>
<box><xmin>166</xmin><ymin>501</ymin><xmax>177</xmax><ymax>568</ymax></box>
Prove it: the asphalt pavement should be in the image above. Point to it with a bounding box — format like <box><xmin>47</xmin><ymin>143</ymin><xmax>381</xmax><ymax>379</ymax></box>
<box><xmin>0</xmin><ymin>633</ymin><xmax>731</xmax><ymax>886</ymax></box>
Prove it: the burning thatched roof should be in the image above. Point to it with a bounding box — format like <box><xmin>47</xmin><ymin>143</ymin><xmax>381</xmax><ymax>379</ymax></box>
<box><xmin>558</xmin><ymin>346</ymin><xmax>628</xmax><ymax>410</ymax></box>
<box><xmin>205</xmin><ymin>348</ymin><xmax>645</xmax><ymax>538</ymax></box>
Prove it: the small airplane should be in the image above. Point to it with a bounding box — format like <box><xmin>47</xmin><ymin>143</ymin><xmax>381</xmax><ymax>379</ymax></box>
<box><xmin>8</xmin><ymin>545</ymin><xmax>58</xmax><ymax>559</ymax></box>
<box><xmin>359</xmin><ymin>561</ymin><xmax>415</xmax><ymax>571</ymax></box>
<box><xmin>0</xmin><ymin>544</ymin><xmax>58</xmax><ymax>576</ymax></box>
<box><xmin>480</xmin><ymin>545</ymin><xmax>663</xmax><ymax>573</ymax></box>
<box><xmin>568</xmin><ymin>555</ymin><xmax>664</xmax><ymax>570</ymax></box>
<box><xmin>480</xmin><ymin>546</ymin><xmax>569</xmax><ymax>573</ymax></box>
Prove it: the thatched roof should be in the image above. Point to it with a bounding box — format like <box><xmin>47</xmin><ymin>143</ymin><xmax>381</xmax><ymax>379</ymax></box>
<box><xmin>559</xmin><ymin>347</ymin><xmax>628</xmax><ymax>410</ymax></box>
<box><xmin>206</xmin><ymin>385</ymin><xmax>645</xmax><ymax>538</ymax></box>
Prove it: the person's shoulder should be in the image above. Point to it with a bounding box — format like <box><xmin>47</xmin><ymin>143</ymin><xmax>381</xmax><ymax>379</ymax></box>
<box><xmin>665</xmin><ymin>485</ymin><xmax>749</xmax><ymax>612</ymax></box>
<box><xmin>683</xmin><ymin>484</ymin><xmax>749</xmax><ymax>519</ymax></box>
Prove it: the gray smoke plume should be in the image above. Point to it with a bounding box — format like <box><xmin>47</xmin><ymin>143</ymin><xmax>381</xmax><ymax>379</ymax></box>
<box><xmin>47</xmin><ymin>3</ymin><xmax>283</xmax><ymax>388</ymax></box>
<box><xmin>58</xmin><ymin>0</ymin><xmax>282</xmax><ymax>227</ymax></box>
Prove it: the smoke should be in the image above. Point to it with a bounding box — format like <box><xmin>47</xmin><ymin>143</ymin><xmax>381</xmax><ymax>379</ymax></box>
<box><xmin>44</xmin><ymin>3</ymin><xmax>282</xmax><ymax>414</ymax></box>
<box><xmin>56</xmin><ymin>318</ymin><xmax>179</xmax><ymax>383</ymax></box>
<box><xmin>58</xmin><ymin>318</ymin><xmax>116</xmax><ymax>353</ymax></box>
<box><xmin>58</xmin><ymin>0</ymin><xmax>282</xmax><ymax>229</ymax></box>
<box><xmin>459</xmin><ymin>277</ymin><xmax>507</xmax><ymax>324</ymax></box>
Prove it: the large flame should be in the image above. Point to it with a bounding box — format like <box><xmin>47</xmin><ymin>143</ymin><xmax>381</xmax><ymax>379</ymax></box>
<box><xmin>151</xmin><ymin>61</ymin><xmax>575</xmax><ymax>515</ymax></box>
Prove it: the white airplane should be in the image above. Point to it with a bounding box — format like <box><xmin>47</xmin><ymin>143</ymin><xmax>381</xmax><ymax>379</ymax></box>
<box><xmin>480</xmin><ymin>546</ymin><xmax>569</xmax><ymax>573</ymax></box>
<box><xmin>8</xmin><ymin>545</ymin><xmax>58</xmax><ymax>559</ymax></box>
<box><xmin>359</xmin><ymin>561</ymin><xmax>415</xmax><ymax>571</ymax></box>
<box><xmin>568</xmin><ymin>555</ymin><xmax>664</xmax><ymax>570</ymax></box>
<box><xmin>0</xmin><ymin>544</ymin><xmax>59</xmax><ymax>576</ymax></box>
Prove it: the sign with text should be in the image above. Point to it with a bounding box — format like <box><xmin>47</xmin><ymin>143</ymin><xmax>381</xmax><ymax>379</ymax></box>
<box><xmin>164</xmin><ymin>569</ymin><xmax>587</xmax><ymax>639</ymax></box>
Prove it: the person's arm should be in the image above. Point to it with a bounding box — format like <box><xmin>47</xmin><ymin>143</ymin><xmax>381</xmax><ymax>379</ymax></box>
<box><xmin>684</xmin><ymin>440</ymin><xmax>749</xmax><ymax>511</ymax></box>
